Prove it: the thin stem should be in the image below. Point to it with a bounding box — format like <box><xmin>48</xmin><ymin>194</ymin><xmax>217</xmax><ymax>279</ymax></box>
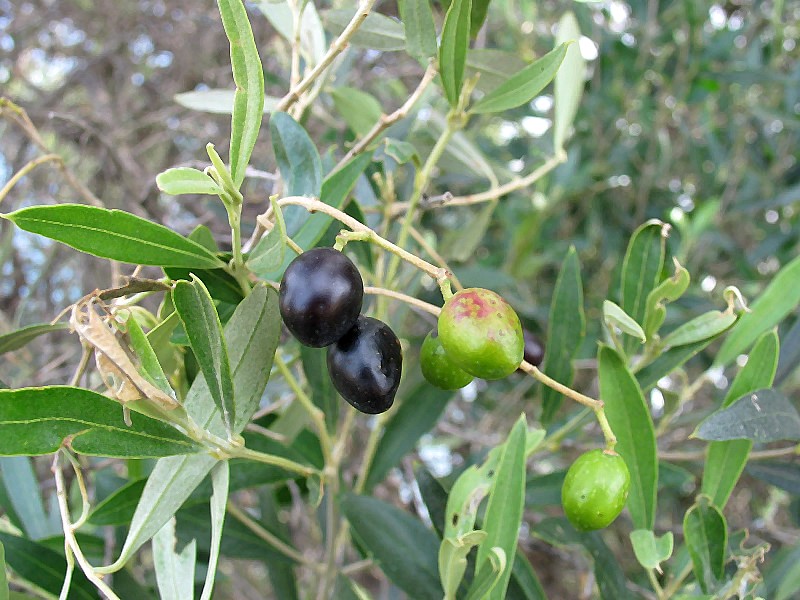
<box><xmin>337</xmin><ymin>62</ymin><xmax>437</xmax><ymax>169</ymax></box>
<box><xmin>69</xmin><ymin>344</ymin><xmax>93</xmax><ymax>387</ymax></box>
<box><xmin>364</xmin><ymin>286</ymin><xmax>441</xmax><ymax>316</ymax></box>
<box><xmin>224</xmin><ymin>445</ymin><xmax>317</xmax><ymax>478</ymax></box>
<box><xmin>383</xmin><ymin>117</ymin><xmax>459</xmax><ymax>287</ymax></box>
<box><xmin>390</xmin><ymin>152</ymin><xmax>566</xmax><ymax>216</ymax></box>
<box><xmin>660</xmin><ymin>444</ymin><xmax>799</xmax><ymax>462</ymax></box>
<box><xmin>52</xmin><ymin>452</ymin><xmax>122</xmax><ymax>600</ymax></box>
<box><xmin>0</xmin><ymin>153</ymin><xmax>60</xmax><ymax>206</ymax></box>
<box><xmin>660</xmin><ymin>563</ymin><xmax>692</xmax><ymax>599</ymax></box>
<box><xmin>276</xmin><ymin>0</ymin><xmax>378</xmax><ymax>113</ymax></box>
<box><xmin>407</xmin><ymin>225</ymin><xmax>464</xmax><ymax>291</ymax></box>
<box><xmin>518</xmin><ymin>361</ymin><xmax>602</xmax><ymax>410</ymax></box>
<box><xmin>353</xmin><ymin>411</ymin><xmax>390</xmax><ymax>494</ymax></box>
<box><xmin>647</xmin><ymin>569</ymin><xmax>664</xmax><ymax>597</ymax></box>
<box><xmin>274</xmin><ymin>353</ymin><xmax>333</xmax><ymax>464</ymax></box>
<box><xmin>226</xmin><ymin>501</ymin><xmax>312</xmax><ymax>566</ymax></box>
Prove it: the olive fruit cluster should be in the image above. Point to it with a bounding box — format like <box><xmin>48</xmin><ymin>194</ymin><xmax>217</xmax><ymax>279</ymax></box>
<box><xmin>561</xmin><ymin>449</ymin><xmax>630</xmax><ymax>531</ymax></box>
<box><xmin>421</xmin><ymin>288</ymin><xmax>525</xmax><ymax>389</ymax></box>
<box><xmin>279</xmin><ymin>248</ymin><xmax>402</xmax><ymax>414</ymax></box>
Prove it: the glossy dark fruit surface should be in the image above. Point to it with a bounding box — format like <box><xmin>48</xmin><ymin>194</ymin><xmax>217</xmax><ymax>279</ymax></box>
<box><xmin>279</xmin><ymin>248</ymin><xmax>363</xmax><ymax>347</ymax></box>
<box><xmin>522</xmin><ymin>329</ymin><xmax>545</xmax><ymax>367</ymax></box>
<box><xmin>327</xmin><ymin>316</ymin><xmax>403</xmax><ymax>414</ymax></box>
<box><xmin>561</xmin><ymin>449</ymin><xmax>630</xmax><ymax>531</ymax></box>
<box><xmin>420</xmin><ymin>330</ymin><xmax>474</xmax><ymax>390</ymax></box>
<box><xmin>438</xmin><ymin>288</ymin><xmax>524</xmax><ymax>380</ymax></box>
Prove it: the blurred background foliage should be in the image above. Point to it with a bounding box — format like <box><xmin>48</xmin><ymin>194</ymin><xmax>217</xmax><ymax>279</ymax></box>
<box><xmin>1</xmin><ymin>0</ymin><xmax>799</xmax><ymax>597</ymax></box>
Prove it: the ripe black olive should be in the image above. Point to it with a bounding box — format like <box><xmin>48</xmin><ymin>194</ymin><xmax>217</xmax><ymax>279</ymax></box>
<box><xmin>523</xmin><ymin>328</ymin><xmax>545</xmax><ymax>367</ymax></box>
<box><xmin>327</xmin><ymin>316</ymin><xmax>403</xmax><ymax>414</ymax></box>
<box><xmin>279</xmin><ymin>248</ymin><xmax>363</xmax><ymax>347</ymax></box>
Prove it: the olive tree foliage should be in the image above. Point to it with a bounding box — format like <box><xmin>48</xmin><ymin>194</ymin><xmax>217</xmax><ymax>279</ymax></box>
<box><xmin>0</xmin><ymin>0</ymin><xmax>798</xmax><ymax>599</ymax></box>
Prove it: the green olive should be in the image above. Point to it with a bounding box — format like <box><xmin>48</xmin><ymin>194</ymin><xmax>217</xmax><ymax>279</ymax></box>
<box><xmin>561</xmin><ymin>449</ymin><xmax>630</xmax><ymax>531</ymax></box>
<box><xmin>437</xmin><ymin>288</ymin><xmax>524</xmax><ymax>380</ymax></box>
<box><xmin>420</xmin><ymin>330</ymin><xmax>474</xmax><ymax>390</ymax></box>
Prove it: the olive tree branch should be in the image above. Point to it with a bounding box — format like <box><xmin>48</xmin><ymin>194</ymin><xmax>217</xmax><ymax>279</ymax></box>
<box><xmin>391</xmin><ymin>151</ymin><xmax>567</xmax><ymax>216</ymax></box>
<box><xmin>275</xmin><ymin>0</ymin><xmax>378</xmax><ymax>113</ymax></box>
<box><xmin>336</xmin><ymin>62</ymin><xmax>438</xmax><ymax>169</ymax></box>
<box><xmin>0</xmin><ymin>153</ymin><xmax>60</xmax><ymax>207</ymax></box>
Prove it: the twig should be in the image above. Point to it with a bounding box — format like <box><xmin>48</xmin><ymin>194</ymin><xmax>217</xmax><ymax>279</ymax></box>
<box><xmin>276</xmin><ymin>0</ymin><xmax>378</xmax><ymax>113</ymax></box>
<box><xmin>0</xmin><ymin>154</ymin><xmax>60</xmax><ymax>206</ymax></box>
<box><xmin>390</xmin><ymin>152</ymin><xmax>566</xmax><ymax>215</ymax></box>
<box><xmin>337</xmin><ymin>62</ymin><xmax>437</xmax><ymax>169</ymax></box>
<box><xmin>226</xmin><ymin>501</ymin><xmax>312</xmax><ymax>566</ymax></box>
<box><xmin>407</xmin><ymin>225</ymin><xmax>464</xmax><ymax>291</ymax></box>
<box><xmin>52</xmin><ymin>452</ymin><xmax>122</xmax><ymax>600</ymax></box>
<box><xmin>364</xmin><ymin>286</ymin><xmax>440</xmax><ymax>316</ymax></box>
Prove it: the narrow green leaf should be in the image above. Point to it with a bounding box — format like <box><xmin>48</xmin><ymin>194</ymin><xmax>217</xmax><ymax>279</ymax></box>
<box><xmin>471</xmin><ymin>43</ymin><xmax>568</xmax><ymax>114</ymax></box>
<box><xmin>0</xmin><ymin>541</ymin><xmax>7</xmax><ymax>600</ymax></box>
<box><xmin>342</xmin><ymin>494</ymin><xmax>442</xmax><ymax>600</ymax></box>
<box><xmin>174</xmin><ymin>89</ymin><xmax>279</xmax><ymax>114</ymax></box>
<box><xmin>108</xmin><ymin>286</ymin><xmax>279</xmax><ymax>569</ymax></box>
<box><xmin>270</xmin><ymin>111</ymin><xmax>323</xmax><ymax>234</ymax></box>
<box><xmin>257</xmin><ymin>1</ymin><xmax>325</xmax><ymax>65</ymax></box>
<box><xmin>439</xmin><ymin>0</ymin><xmax>472</xmax><ymax>107</ymax></box>
<box><xmin>330</xmin><ymin>87</ymin><xmax>382</xmax><ymax>137</ymax></box>
<box><xmin>0</xmin><ymin>458</ymin><xmax>59</xmax><ymax>540</ymax></box>
<box><xmin>0</xmin><ymin>533</ymin><xmax>96</xmax><ymax>599</ymax></box>
<box><xmin>642</xmin><ymin>258</ymin><xmax>690</xmax><ymax>342</ymax></box>
<box><xmin>465</xmin><ymin>50</ymin><xmax>528</xmax><ymax>95</ymax></box>
<box><xmin>383</xmin><ymin>139</ymin><xmax>420</xmax><ymax>165</ymax></box>
<box><xmin>123</xmin><ymin>313</ymin><xmax>176</xmax><ymax>402</ymax></box>
<box><xmin>300</xmin><ymin>346</ymin><xmax>339</xmax><ymax>432</ymax></box>
<box><xmin>199</xmin><ymin>461</ymin><xmax>230</xmax><ymax>600</ymax></box>
<box><xmin>325</xmin><ymin>9</ymin><xmax>406</xmax><ymax>51</ymax></box>
<box><xmin>629</xmin><ymin>530</ymin><xmax>674</xmax><ymax>572</ymax></box>
<box><xmin>173</xmin><ymin>277</ymin><xmax>235</xmax><ymax>434</ymax></box>
<box><xmin>694</xmin><ymin>388</ymin><xmax>800</xmax><ymax>443</ymax></box>
<box><xmin>0</xmin><ymin>387</ymin><xmax>200</xmax><ymax>458</ymax></box>
<box><xmin>603</xmin><ymin>300</ymin><xmax>646</xmax><ymax>343</ymax></box>
<box><xmin>683</xmin><ymin>497</ymin><xmax>727</xmax><ymax>593</ymax></box>
<box><xmin>702</xmin><ymin>330</ymin><xmax>779</xmax><ymax>507</ymax></box>
<box><xmin>89</xmin><ymin>478</ymin><xmax>148</xmax><ymax>526</ymax></box>
<box><xmin>746</xmin><ymin>461</ymin><xmax>800</xmax><ymax>495</ymax></box>
<box><xmin>553</xmin><ymin>12</ymin><xmax>586</xmax><ymax>151</ymax></box>
<box><xmin>541</xmin><ymin>247</ymin><xmax>585</xmax><ymax>423</ymax></box>
<box><xmin>153</xmin><ymin>518</ymin><xmax>196</xmax><ymax>600</ymax></box>
<box><xmin>156</xmin><ymin>167</ymin><xmax>223</xmax><ymax>196</ymax></box>
<box><xmin>636</xmin><ymin>338</ymin><xmax>714</xmax><ymax>391</ymax></box>
<box><xmin>620</xmin><ymin>220</ymin><xmax>668</xmax><ymax>352</ymax></box>
<box><xmin>217</xmin><ymin>0</ymin><xmax>265</xmax><ymax>188</ymax></box>
<box><xmin>532</xmin><ymin>518</ymin><xmax>631</xmax><ymax>599</ymax></box>
<box><xmin>3</xmin><ymin>205</ymin><xmax>224</xmax><ymax>268</ymax></box>
<box><xmin>662</xmin><ymin>310</ymin><xmax>737</xmax><ymax>348</ymax></box>
<box><xmin>399</xmin><ymin>0</ymin><xmax>437</xmax><ymax>63</ymax></box>
<box><xmin>599</xmin><ymin>345</ymin><xmax>658</xmax><ymax>530</ymax></box>
<box><xmin>366</xmin><ymin>385</ymin><xmax>452</xmax><ymax>490</ymax></box>
<box><xmin>164</xmin><ymin>266</ymin><xmax>244</xmax><ymax>305</ymax></box>
<box><xmin>474</xmin><ymin>415</ymin><xmax>527</xmax><ymax>600</ymax></box>
<box><xmin>465</xmin><ymin>549</ymin><xmax>506</xmax><ymax>600</ymax></box>
<box><xmin>416</xmin><ymin>467</ymin><xmax>449</xmax><ymax>538</ymax></box>
<box><xmin>0</xmin><ymin>323</ymin><xmax>69</xmax><ymax>355</ymax></box>
<box><xmin>506</xmin><ymin>553</ymin><xmax>547</xmax><ymax>600</ymax></box>
<box><xmin>469</xmin><ymin>0</ymin><xmax>492</xmax><ymax>37</ymax></box>
<box><xmin>715</xmin><ymin>254</ymin><xmax>800</xmax><ymax>367</ymax></box>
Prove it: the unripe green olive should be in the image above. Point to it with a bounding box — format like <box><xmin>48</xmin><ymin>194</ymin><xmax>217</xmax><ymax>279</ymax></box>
<box><xmin>420</xmin><ymin>330</ymin><xmax>473</xmax><ymax>390</ymax></box>
<box><xmin>561</xmin><ymin>449</ymin><xmax>630</xmax><ymax>531</ymax></box>
<box><xmin>437</xmin><ymin>288</ymin><xmax>524</xmax><ymax>380</ymax></box>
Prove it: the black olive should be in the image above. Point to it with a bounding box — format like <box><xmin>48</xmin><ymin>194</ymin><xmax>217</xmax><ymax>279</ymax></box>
<box><xmin>279</xmin><ymin>248</ymin><xmax>363</xmax><ymax>347</ymax></box>
<box><xmin>327</xmin><ymin>316</ymin><xmax>402</xmax><ymax>414</ymax></box>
